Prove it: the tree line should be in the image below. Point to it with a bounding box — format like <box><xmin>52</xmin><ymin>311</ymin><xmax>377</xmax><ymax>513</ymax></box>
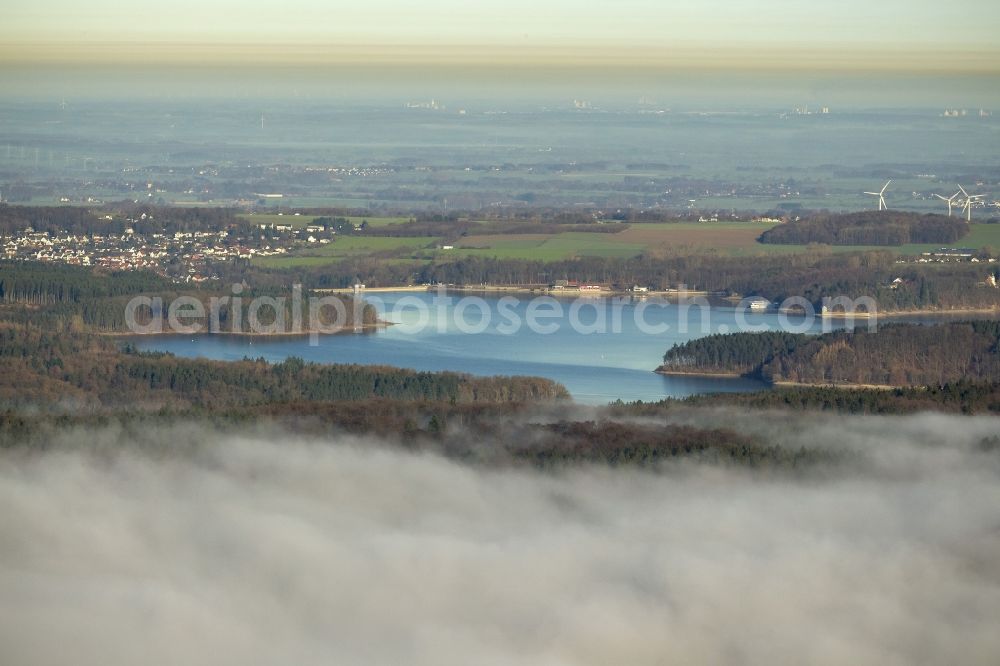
<box><xmin>244</xmin><ymin>250</ymin><xmax>1000</xmax><ymax>313</ymax></box>
<box><xmin>0</xmin><ymin>262</ymin><xmax>376</xmax><ymax>332</ymax></box>
<box><xmin>0</xmin><ymin>261</ymin><xmax>170</xmax><ymax>304</ymax></box>
<box><xmin>0</xmin><ymin>322</ymin><xmax>569</xmax><ymax>410</ymax></box>
<box><xmin>759</xmin><ymin>211</ymin><xmax>969</xmax><ymax>246</ymax></box>
<box><xmin>0</xmin><ymin>397</ymin><xmax>834</xmax><ymax>472</ymax></box>
<box><xmin>659</xmin><ymin>322</ymin><xmax>1000</xmax><ymax>387</ymax></box>
<box><xmin>0</xmin><ymin>203</ymin><xmax>242</xmax><ymax>236</ymax></box>
<box><xmin>674</xmin><ymin>381</ymin><xmax>1000</xmax><ymax>415</ymax></box>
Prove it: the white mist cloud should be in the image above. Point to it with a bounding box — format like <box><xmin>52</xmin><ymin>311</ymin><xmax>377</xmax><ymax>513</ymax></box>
<box><xmin>1</xmin><ymin>416</ymin><xmax>999</xmax><ymax>665</ymax></box>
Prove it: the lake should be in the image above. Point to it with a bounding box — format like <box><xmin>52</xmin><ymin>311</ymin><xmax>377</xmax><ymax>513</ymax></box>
<box><xmin>132</xmin><ymin>291</ymin><xmax>850</xmax><ymax>405</ymax></box>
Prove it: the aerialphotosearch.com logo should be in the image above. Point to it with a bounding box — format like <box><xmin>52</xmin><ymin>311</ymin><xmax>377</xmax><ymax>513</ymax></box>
<box><xmin>124</xmin><ymin>284</ymin><xmax>878</xmax><ymax>344</ymax></box>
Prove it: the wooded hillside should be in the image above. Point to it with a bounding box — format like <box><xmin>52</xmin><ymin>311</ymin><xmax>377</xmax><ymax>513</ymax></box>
<box><xmin>659</xmin><ymin>322</ymin><xmax>1000</xmax><ymax>387</ymax></box>
<box><xmin>759</xmin><ymin>211</ymin><xmax>968</xmax><ymax>246</ymax></box>
<box><xmin>0</xmin><ymin>261</ymin><xmax>376</xmax><ymax>332</ymax></box>
<box><xmin>0</xmin><ymin>323</ymin><xmax>569</xmax><ymax>409</ymax></box>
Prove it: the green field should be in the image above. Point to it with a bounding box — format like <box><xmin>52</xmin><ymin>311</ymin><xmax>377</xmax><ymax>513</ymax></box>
<box><xmin>252</xmin><ymin>221</ymin><xmax>1000</xmax><ymax>268</ymax></box>
<box><xmin>448</xmin><ymin>233</ymin><xmax>648</xmax><ymax>260</ymax></box>
<box><xmin>920</xmin><ymin>223</ymin><xmax>1000</xmax><ymax>253</ymax></box>
<box><xmin>254</xmin><ymin>236</ymin><xmax>433</xmax><ymax>268</ymax></box>
<box><xmin>312</xmin><ymin>237</ymin><xmax>433</xmax><ymax>254</ymax></box>
<box><xmin>347</xmin><ymin>216</ymin><xmax>413</xmax><ymax>227</ymax></box>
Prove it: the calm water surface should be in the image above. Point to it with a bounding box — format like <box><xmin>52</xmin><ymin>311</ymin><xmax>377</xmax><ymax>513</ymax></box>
<box><xmin>133</xmin><ymin>291</ymin><xmax>849</xmax><ymax>405</ymax></box>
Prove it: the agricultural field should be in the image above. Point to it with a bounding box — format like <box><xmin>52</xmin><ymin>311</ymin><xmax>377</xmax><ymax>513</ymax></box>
<box><xmin>345</xmin><ymin>216</ymin><xmax>413</xmax><ymax>227</ymax></box>
<box><xmin>937</xmin><ymin>222</ymin><xmax>1000</xmax><ymax>252</ymax></box>
<box><xmin>310</xmin><ymin>237</ymin><xmax>433</xmax><ymax>255</ymax></box>
<box><xmin>607</xmin><ymin>221</ymin><xmax>1000</xmax><ymax>257</ymax></box>
<box><xmin>454</xmin><ymin>222</ymin><xmax>790</xmax><ymax>259</ymax></box>
<box><xmin>253</xmin><ymin>219</ymin><xmax>1000</xmax><ymax>268</ymax></box>
<box><xmin>450</xmin><ymin>233</ymin><xmax>647</xmax><ymax>260</ymax></box>
<box><xmin>611</xmin><ymin>222</ymin><xmax>786</xmax><ymax>256</ymax></box>
<box><xmin>253</xmin><ymin>236</ymin><xmax>433</xmax><ymax>268</ymax></box>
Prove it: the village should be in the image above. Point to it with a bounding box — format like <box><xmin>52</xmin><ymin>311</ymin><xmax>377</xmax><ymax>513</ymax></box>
<box><xmin>0</xmin><ymin>220</ymin><xmax>340</xmax><ymax>282</ymax></box>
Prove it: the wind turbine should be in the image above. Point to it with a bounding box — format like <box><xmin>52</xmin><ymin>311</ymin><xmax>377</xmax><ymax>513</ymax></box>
<box><xmin>958</xmin><ymin>185</ymin><xmax>985</xmax><ymax>222</ymax></box>
<box><xmin>864</xmin><ymin>180</ymin><xmax>891</xmax><ymax>211</ymax></box>
<box><xmin>934</xmin><ymin>190</ymin><xmax>962</xmax><ymax>216</ymax></box>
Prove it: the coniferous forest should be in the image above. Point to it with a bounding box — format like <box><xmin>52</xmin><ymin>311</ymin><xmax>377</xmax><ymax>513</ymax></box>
<box><xmin>659</xmin><ymin>322</ymin><xmax>1000</xmax><ymax>386</ymax></box>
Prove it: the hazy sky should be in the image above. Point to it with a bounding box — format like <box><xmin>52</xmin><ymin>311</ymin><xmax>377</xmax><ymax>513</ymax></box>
<box><xmin>4</xmin><ymin>0</ymin><xmax>999</xmax><ymax>70</ymax></box>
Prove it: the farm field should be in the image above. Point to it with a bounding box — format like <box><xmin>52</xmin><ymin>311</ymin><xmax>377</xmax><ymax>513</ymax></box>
<box><xmin>308</xmin><ymin>237</ymin><xmax>433</xmax><ymax>255</ymax></box>
<box><xmin>456</xmin><ymin>222</ymin><xmax>791</xmax><ymax>258</ymax></box>
<box><xmin>253</xmin><ymin>236</ymin><xmax>432</xmax><ymax>268</ymax></box>
<box><xmin>612</xmin><ymin>222</ymin><xmax>785</xmax><ymax>256</ymax></box>
<box><xmin>253</xmin><ymin>221</ymin><xmax>1000</xmax><ymax>268</ymax></box>
<box><xmin>346</xmin><ymin>216</ymin><xmax>413</xmax><ymax>227</ymax></box>
<box><xmin>451</xmin><ymin>233</ymin><xmax>647</xmax><ymax>260</ymax></box>
<box><xmin>612</xmin><ymin>221</ymin><xmax>1000</xmax><ymax>257</ymax></box>
<box><xmin>926</xmin><ymin>222</ymin><xmax>1000</xmax><ymax>252</ymax></box>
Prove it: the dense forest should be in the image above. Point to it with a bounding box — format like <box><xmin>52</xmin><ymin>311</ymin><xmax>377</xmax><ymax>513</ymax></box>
<box><xmin>0</xmin><ymin>323</ymin><xmax>568</xmax><ymax>409</ymax></box>
<box><xmin>671</xmin><ymin>381</ymin><xmax>1000</xmax><ymax>415</ymax></box>
<box><xmin>0</xmin><ymin>262</ymin><xmax>376</xmax><ymax>332</ymax></box>
<box><xmin>0</xmin><ymin>260</ymin><xmax>169</xmax><ymax>304</ymax></box>
<box><xmin>658</xmin><ymin>330</ymin><xmax>806</xmax><ymax>376</ymax></box>
<box><xmin>759</xmin><ymin>211</ymin><xmax>969</xmax><ymax>246</ymax></box>
<box><xmin>8</xmin><ymin>380</ymin><xmax>1000</xmax><ymax>471</ymax></box>
<box><xmin>0</xmin><ymin>398</ymin><xmax>838</xmax><ymax>472</ymax></box>
<box><xmin>659</xmin><ymin>322</ymin><xmax>1000</xmax><ymax>386</ymax></box>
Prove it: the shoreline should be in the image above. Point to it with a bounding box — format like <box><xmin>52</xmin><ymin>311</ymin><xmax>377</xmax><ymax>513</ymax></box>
<box><xmin>817</xmin><ymin>311</ymin><xmax>875</xmax><ymax>319</ymax></box>
<box><xmin>878</xmin><ymin>307</ymin><xmax>1000</xmax><ymax>318</ymax></box>
<box><xmin>99</xmin><ymin>321</ymin><xmax>392</xmax><ymax>338</ymax></box>
<box><xmin>430</xmin><ymin>285</ymin><xmax>711</xmax><ymax>298</ymax></box>
<box><xmin>771</xmin><ymin>380</ymin><xmax>899</xmax><ymax>391</ymax></box>
<box><xmin>655</xmin><ymin>368</ymin><xmax>748</xmax><ymax>379</ymax></box>
<box><xmin>657</xmin><ymin>369</ymin><xmax>906</xmax><ymax>391</ymax></box>
<box><xmin>313</xmin><ymin>286</ymin><xmax>429</xmax><ymax>294</ymax></box>
<box><xmin>333</xmin><ymin>287</ymin><xmax>1000</xmax><ymax>318</ymax></box>
<box><xmin>315</xmin><ymin>284</ymin><xmax>712</xmax><ymax>298</ymax></box>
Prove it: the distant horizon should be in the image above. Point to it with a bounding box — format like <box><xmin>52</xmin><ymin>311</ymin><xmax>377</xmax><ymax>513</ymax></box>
<box><xmin>2</xmin><ymin>42</ymin><xmax>999</xmax><ymax>75</ymax></box>
<box><xmin>5</xmin><ymin>0</ymin><xmax>1000</xmax><ymax>73</ymax></box>
<box><xmin>1</xmin><ymin>62</ymin><xmax>997</xmax><ymax>110</ymax></box>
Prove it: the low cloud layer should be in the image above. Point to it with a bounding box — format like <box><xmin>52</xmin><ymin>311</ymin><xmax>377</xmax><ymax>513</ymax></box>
<box><xmin>1</xmin><ymin>415</ymin><xmax>999</xmax><ymax>665</ymax></box>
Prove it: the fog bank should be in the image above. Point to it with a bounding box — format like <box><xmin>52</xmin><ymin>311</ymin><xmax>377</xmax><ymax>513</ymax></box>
<box><xmin>1</xmin><ymin>415</ymin><xmax>999</xmax><ymax>665</ymax></box>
